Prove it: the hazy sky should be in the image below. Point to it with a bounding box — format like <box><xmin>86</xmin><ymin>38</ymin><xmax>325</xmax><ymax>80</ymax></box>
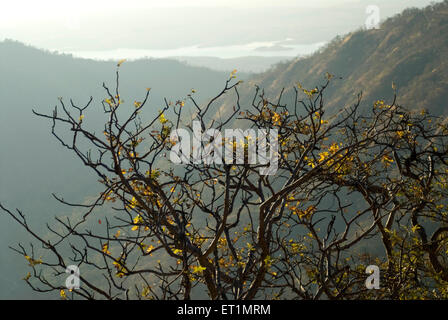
<box><xmin>0</xmin><ymin>0</ymin><xmax>442</xmax><ymax>58</ymax></box>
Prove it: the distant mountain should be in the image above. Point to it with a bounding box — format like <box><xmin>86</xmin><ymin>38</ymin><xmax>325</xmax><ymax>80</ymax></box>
<box><xmin>0</xmin><ymin>39</ymin><xmax>229</xmax><ymax>212</ymax></box>
<box><xmin>172</xmin><ymin>56</ymin><xmax>291</xmax><ymax>73</ymax></box>
<box><xmin>218</xmin><ymin>1</ymin><xmax>448</xmax><ymax>117</ymax></box>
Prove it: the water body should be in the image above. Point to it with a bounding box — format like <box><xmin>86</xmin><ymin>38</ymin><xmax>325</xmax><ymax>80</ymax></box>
<box><xmin>58</xmin><ymin>41</ymin><xmax>326</xmax><ymax>61</ymax></box>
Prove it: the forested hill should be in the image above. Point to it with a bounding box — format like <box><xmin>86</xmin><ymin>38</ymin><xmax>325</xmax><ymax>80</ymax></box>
<box><xmin>0</xmin><ymin>40</ymin><xmax>229</xmax><ymax>299</ymax></box>
<box><xmin>219</xmin><ymin>1</ymin><xmax>448</xmax><ymax>117</ymax></box>
<box><xmin>0</xmin><ymin>39</ymin><xmax>229</xmax><ymax>218</ymax></box>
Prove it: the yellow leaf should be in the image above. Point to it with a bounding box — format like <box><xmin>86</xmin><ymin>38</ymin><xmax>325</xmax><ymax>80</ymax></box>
<box><xmin>142</xmin><ymin>286</ymin><xmax>150</xmax><ymax>297</ymax></box>
<box><xmin>117</xmin><ymin>59</ymin><xmax>126</xmax><ymax>67</ymax></box>
<box><xmin>192</xmin><ymin>265</ymin><xmax>206</xmax><ymax>274</ymax></box>
<box><xmin>272</xmin><ymin>112</ymin><xmax>281</xmax><ymax>126</ymax></box>
<box><xmin>382</xmin><ymin>155</ymin><xmax>394</xmax><ymax>167</ymax></box>
<box><xmin>159</xmin><ymin>113</ymin><xmax>168</xmax><ymax>124</ymax></box>
<box><xmin>173</xmin><ymin>249</ymin><xmax>182</xmax><ymax>255</ymax></box>
<box><xmin>146</xmin><ymin>245</ymin><xmax>155</xmax><ymax>254</ymax></box>
<box><xmin>24</xmin><ymin>255</ymin><xmax>43</xmax><ymax>266</ymax></box>
<box><xmin>102</xmin><ymin>243</ymin><xmax>111</xmax><ymax>255</ymax></box>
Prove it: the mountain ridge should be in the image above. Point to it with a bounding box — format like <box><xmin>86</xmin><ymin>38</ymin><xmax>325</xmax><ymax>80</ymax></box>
<box><xmin>217</xmin><ymin>1</ymin><xmax>448</xmax><ymax>118</ymax></box>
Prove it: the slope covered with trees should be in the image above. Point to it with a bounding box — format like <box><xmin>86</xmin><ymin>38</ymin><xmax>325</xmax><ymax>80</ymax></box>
<box><xmin>218</xmin><ymin>1</ymin><xmax>448</xmax><ymax>118</ymax></box>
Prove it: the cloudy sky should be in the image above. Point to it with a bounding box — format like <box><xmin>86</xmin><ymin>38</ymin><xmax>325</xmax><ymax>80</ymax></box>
<box><xmin>0</xmin><ymin>0</ymin><xmax>441</xmax><ymax>59</ymax></box>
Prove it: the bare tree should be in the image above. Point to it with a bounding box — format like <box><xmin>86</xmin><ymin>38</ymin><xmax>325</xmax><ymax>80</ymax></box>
<box><xmin>2</xmin><ymin>68</ymin><xmax>448</xmax><ymax>300</ymax></box>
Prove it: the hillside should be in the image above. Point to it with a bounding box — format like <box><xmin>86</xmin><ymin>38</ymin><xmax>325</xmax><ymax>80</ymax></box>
<box><xmin>0</xmin><ymin>41</ymin><xmax>230</xmax><ymax>298</ymax></box>
<box><xmin>218</xmin><ymin>1</ymin><xmax>448</xmax><ymax>118</ymax></box>
<box><xmin>0</xmin><ymin>39</ymin><xmax>228</xmax><ymax>210</ymax></box>
<box><xmin>172</xmin><ymin>56</ymin><xmax>291</xmax><ymax>73</ymax></box>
